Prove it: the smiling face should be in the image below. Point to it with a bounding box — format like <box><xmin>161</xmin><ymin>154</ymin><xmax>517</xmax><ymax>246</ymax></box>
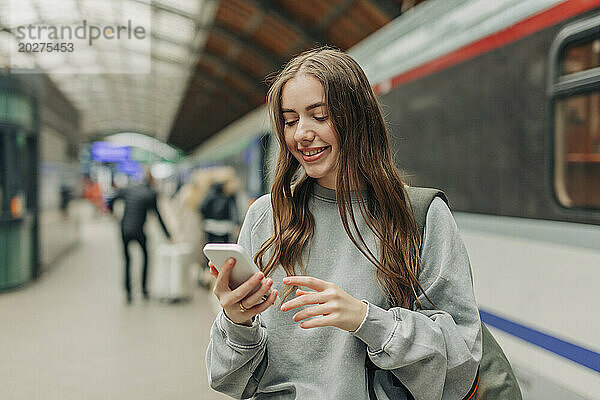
<box><xmin>281</xmin><ymin>74</ymin><xmax>339</xmax><ymax>189</ymax></box>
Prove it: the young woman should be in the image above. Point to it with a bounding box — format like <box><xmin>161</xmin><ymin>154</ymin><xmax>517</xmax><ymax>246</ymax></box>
<box><xmin>206</xmin><ymin>48</ymin><xmax>481</xmax><ymax>400</ymax></box>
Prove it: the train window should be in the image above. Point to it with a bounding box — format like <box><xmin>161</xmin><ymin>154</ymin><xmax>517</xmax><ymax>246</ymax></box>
<box><xmin>552</xmin><ymin>20</ymin><xmax>600</xmax><ymax>210</ymax></box>
<box><xmin>554</xmin><ymin>93</ymin><xmax>600</xmax><ymax>208</ymax></box>
<box><xmin>0</xmin><ymin>133</ymin><xmax>27</xmax><ymax>219</ymax></box>
<box><xmin>11</xmin><ymin>134</ymin><xmax>26</xmax><ymax>218</ymax></box>
<box><xmin>560</xmin><ymin>38</ymin><xmax>600</xmax><ymax>75</ymax></box>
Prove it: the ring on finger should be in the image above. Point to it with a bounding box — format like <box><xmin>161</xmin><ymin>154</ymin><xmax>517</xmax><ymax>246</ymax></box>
<box><xmin>239</xmin><ymin>302</ymin><xmax>249</xmax><ymax>313</ymax></box>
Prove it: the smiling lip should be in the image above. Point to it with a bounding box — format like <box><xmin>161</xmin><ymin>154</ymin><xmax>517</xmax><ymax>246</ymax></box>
<box><xmin>298</xmin><ymin>146</ymin><xmax>329</xmax><ymax>162</ymax></box>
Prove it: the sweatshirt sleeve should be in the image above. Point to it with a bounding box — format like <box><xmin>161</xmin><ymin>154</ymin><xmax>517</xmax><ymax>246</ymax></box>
<box><xmin>205</xmin><ymin>196</ymin><xmax>270</xmax><ymax>399</ymax></box>
<box><xmin>351</xmin><ymin>197</ymin><xmax>482</xmax><ymax>400</ymax></box>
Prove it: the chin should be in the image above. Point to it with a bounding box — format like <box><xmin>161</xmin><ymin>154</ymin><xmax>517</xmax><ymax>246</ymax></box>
<box><xmin>303</xmin><ymin>168</ymin><xmax>325</xmax><ymax>179</ymax></box>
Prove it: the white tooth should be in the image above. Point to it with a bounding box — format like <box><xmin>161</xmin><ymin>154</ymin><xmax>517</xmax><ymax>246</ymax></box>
<box><xmin>304</xmin><ymin>148</ymin><xmax>324</xmax><ymax>156</ymax></box>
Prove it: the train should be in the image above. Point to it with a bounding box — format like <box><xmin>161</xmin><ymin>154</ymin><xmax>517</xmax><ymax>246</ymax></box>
<box><xmin>188</xmin><ymin>1</ymin><xmax>600</xmax><ymax>399</ymax></box>
<box><xmin>0</xmin><ymin>72</ymin><xmax>81</xmax><ymax>290</ymax></box>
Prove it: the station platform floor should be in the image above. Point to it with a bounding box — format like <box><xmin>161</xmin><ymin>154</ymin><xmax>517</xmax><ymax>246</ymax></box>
<box><xmin>0</xmin><ymin>207</ymin><xmax>230</xmax><ymax>400</ymax></box>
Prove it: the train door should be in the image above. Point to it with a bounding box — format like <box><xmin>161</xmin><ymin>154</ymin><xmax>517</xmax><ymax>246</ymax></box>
<box><xmin>0</xmin><ymin>125</ymin><xmax>36</xmax><ymax>289</ymax></box>
<box><xmin>0</xmin><ymin>128</ymin><xmax>6</xmax><ymax>283</ymax></box>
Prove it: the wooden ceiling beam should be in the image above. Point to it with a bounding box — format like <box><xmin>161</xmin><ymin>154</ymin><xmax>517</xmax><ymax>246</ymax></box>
<box><xmin>371</xmin><ymin>0</ymin><xmax>403</xmax><ymax>19</ymax></box>
<box><xmin>187</xmin><ymin>73</ymin><xmax>252</xmax><ymax>112</ymax></box>
<box><xmin>211</xmin><ymin>22</ymin><xmax>284</xmax><ymax>68</ymax></box>
<box><xmin>200</xmin><ymin>51</ymin><xmax>266</xmax><ymax>98</ymax></box>
<box><xmin>314</xmin><ymin>0</ymin><xmax>358</xmax><ymax>32</ymax></box>
<box><xmin>247</xmin><ymin>0</ymin><xmax>328</xmax><ymax>51</ymax></box>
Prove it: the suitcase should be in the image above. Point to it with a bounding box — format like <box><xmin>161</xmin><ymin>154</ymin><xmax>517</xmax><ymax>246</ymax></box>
<box><xmin>152</xmin><ymin>242</ymin><xmax>193</xmax><ymax>301</ymax></box>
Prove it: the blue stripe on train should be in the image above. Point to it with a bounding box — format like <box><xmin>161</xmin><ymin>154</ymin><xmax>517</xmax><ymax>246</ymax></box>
<box><xmin>480</xmin><ymin>309</ymin><xmax>600</xmax><ymax>373</ymax></box>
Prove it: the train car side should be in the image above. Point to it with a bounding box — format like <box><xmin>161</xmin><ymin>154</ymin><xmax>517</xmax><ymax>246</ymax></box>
<box><xmin>363</xmin><ymin>2</ymin><xmax>600</xmax><ymax>398</ymax></box>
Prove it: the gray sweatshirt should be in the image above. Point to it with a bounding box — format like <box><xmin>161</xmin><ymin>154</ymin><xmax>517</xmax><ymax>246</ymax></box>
<box><xmin>206</xmin><ymin>184</ymin><xmax>482</xmax><ymax>400</ymax></box>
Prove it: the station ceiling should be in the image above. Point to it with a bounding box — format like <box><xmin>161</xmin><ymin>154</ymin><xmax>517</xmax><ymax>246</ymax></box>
<box><xmin>169</xmin><ymin>0</ymin><xmax>420</xmax><ymax>152</ymax></box>
<box><xmin>0</xmin><ymin>0</ymin><xmax>426</xmax><ymax>154</ymax></box>
<box><xmin>0</xmin><ymin>0</ymin><xmax>213</xmax><ymax>144</ymax></box>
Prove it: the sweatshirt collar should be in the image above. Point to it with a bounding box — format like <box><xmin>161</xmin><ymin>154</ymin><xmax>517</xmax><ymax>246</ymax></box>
<box><xmin>312</xmin><ymin>181</ymin><xmax>368</xmax><ymax>204</ymax></box>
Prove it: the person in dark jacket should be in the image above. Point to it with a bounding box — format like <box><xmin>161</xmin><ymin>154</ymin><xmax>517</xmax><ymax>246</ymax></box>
<box><xmin>59</xmin><ymin>184</ymin><xmax>72</xmax><ymax>216</ymax></box>
<box><xmin>200</xmin><ymin>180</ymin><xmax>239</xmax><ymax>244</ymax></box>
<box><xmin>108</xmin><ymin>172</ymin><xmax>171</xmax><ymax>303</ymax></box>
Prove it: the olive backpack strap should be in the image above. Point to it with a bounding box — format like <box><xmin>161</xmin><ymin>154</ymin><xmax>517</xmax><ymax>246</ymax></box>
<box><xmin>403</xmin><ymin>186</ymin><xmax>448</xmax><ymax>246</ymax></box>
<box><xmin>404</xmin><ymin>186</ymin><xmax>522</xmax><ymax>400</ymax></box>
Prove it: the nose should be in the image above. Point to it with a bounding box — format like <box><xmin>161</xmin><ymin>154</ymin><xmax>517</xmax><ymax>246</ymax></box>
<box><xmin>294</xmin><ymin>118</ymin><xmax>315</xmax><ymax>143</ymax></box>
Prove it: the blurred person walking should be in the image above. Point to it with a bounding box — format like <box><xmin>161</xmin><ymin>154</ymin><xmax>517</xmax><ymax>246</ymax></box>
<box><xmin>83</xmin><ymin>175</ymin><xmax>105</xmax><ymax>215</ymax></box>
<box><xmin>60</xmin><ymin>183</ymin><xmax>72</xmax><ymax>216</ymax></box>
<box><xmin>199</xmin><ymin>167</ymin><xmax>241</xmax><ymax>245</ymax></box>
<box><xmin>171</xmin><ymin>168</ymin><xmax>212</xmax><ymax>287</ymax></box>
<box><xmin>108</xmin><ymin>171</ymin><xmax>171</xmax><ymax>303</ymax></box>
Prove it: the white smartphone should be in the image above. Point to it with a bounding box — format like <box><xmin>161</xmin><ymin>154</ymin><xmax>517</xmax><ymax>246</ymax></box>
<box><xmin>203</xmin><ymin>243</ymin><xmax>270</xmax><ymax>298</ymax></box>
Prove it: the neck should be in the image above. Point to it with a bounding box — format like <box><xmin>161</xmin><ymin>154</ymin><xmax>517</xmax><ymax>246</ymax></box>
<box><xmin>316</xmin><ymin>176</ymin><xmax>336</xmax><ymax>190</ymax></box>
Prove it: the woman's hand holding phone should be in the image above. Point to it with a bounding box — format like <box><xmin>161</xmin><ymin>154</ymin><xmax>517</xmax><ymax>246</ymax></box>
<box><xmin>210</xmin><ymin>258</ymin><xmax>279</xmax><ymax>326</ymax></box>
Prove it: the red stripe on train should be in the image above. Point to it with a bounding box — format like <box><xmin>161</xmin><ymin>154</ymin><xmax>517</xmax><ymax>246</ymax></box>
<box><xmin>373</xmin><ymin>0</ymin><xmax>600</xmax><ymax>95</ymax></box>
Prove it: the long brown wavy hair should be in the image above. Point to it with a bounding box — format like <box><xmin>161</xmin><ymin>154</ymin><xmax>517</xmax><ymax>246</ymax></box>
<box><xmin>255</xmin><ymin>47</ymin><xmax>426</xmax><ymax>309</ymax></box>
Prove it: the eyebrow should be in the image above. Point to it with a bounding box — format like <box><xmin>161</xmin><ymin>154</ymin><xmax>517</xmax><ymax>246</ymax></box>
<box><xmin>281</xmin><ymin>102</ymin><xmax>326</xmax><ymax>113</ymax></box>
